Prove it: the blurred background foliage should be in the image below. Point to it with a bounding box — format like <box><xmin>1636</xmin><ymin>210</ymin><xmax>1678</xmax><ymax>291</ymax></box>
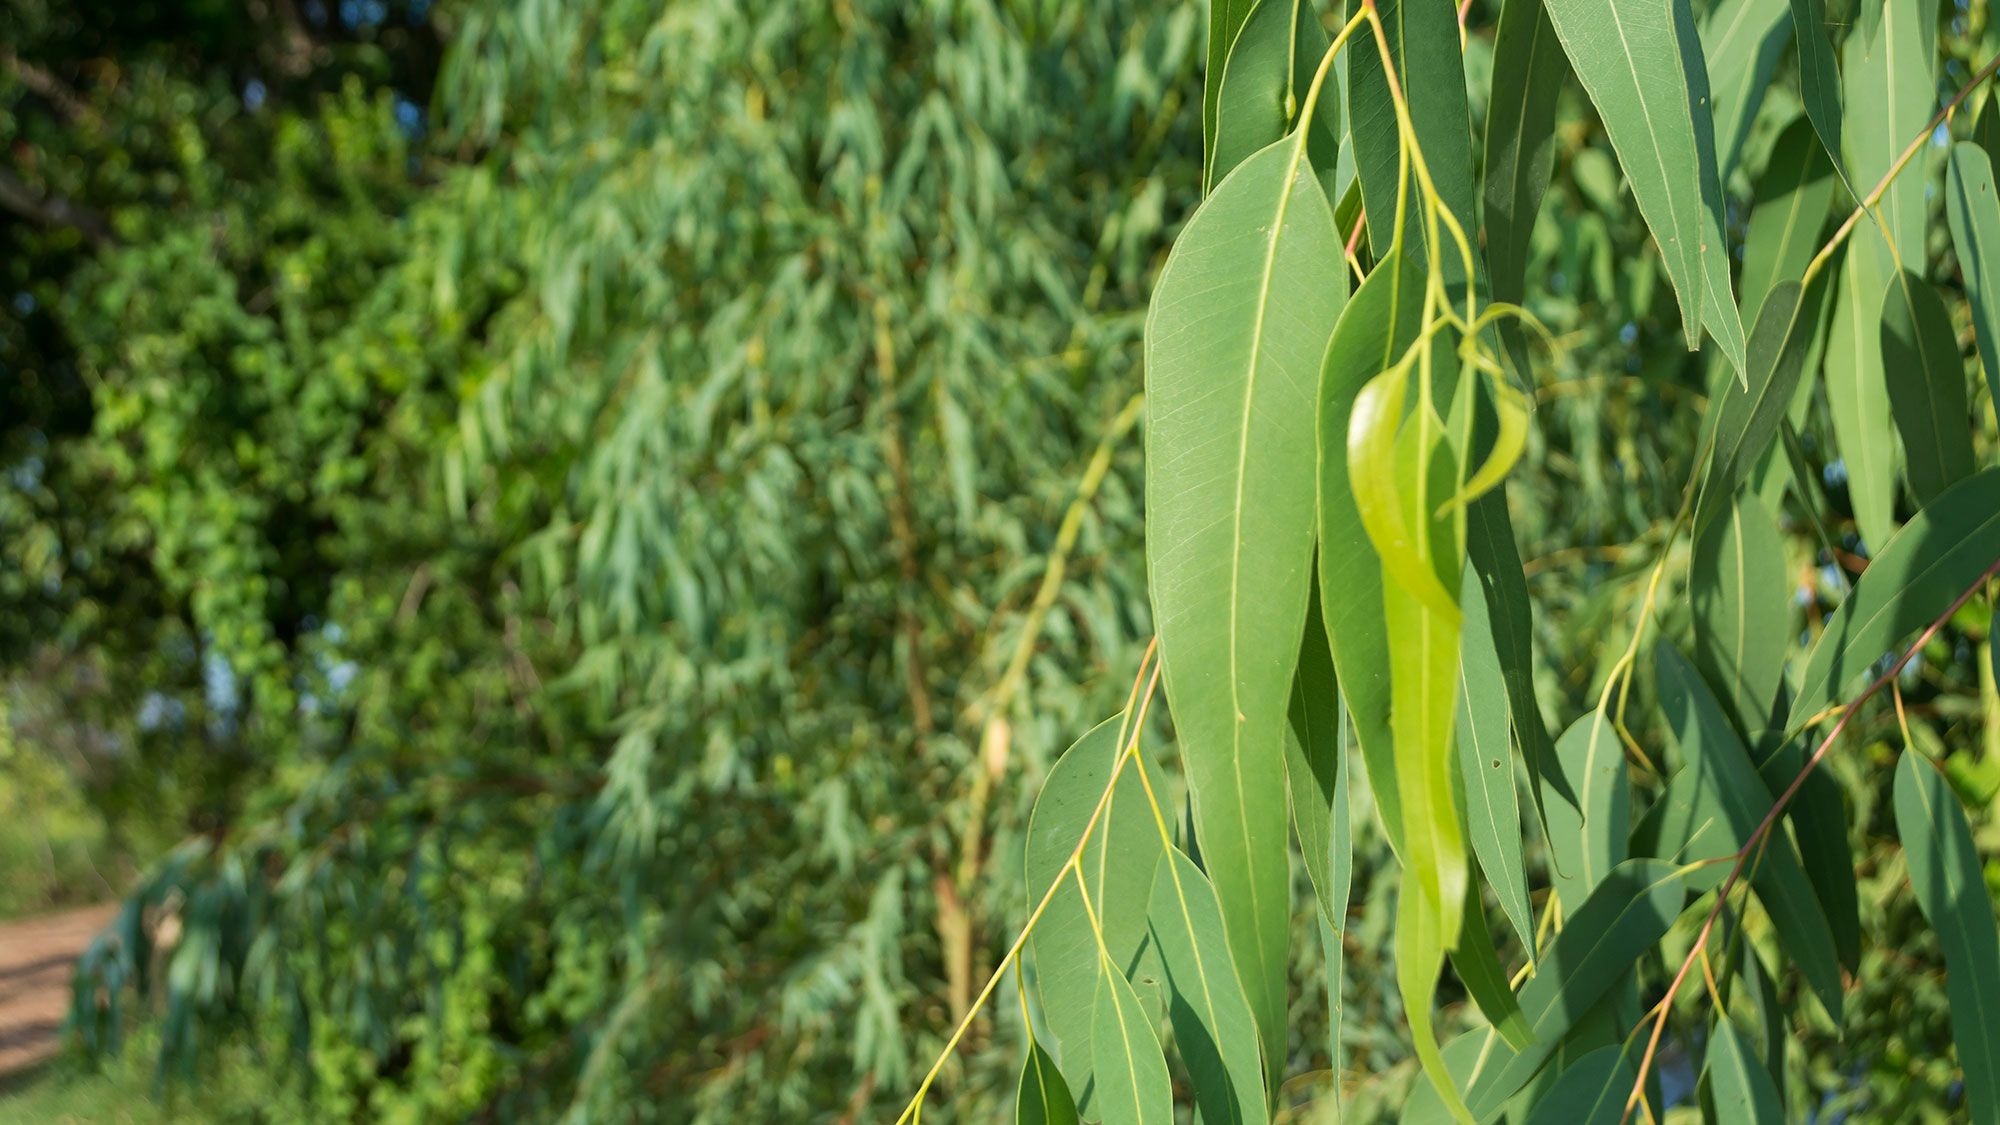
<box><xmin>1</xmin><ymin>0</ymin><xmax>1996</xmax><ymax>1120</ymax></box>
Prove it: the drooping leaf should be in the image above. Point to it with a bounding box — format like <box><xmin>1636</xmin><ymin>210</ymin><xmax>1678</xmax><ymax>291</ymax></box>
<box><xmin>1026</xmin><ymin>717</ymin><xmax>1168</xmax><ymax>1102</ymax></box>
<box><xmin>1704</xmin><ymin>1018</ymin><xmax>1785</xmax><ymax>1122</ymax></box>
<box><xmin>1894</xmin><ymin>751</ymin><xmax>2000</xmax><ymax>1124</ymax></box>
<box><xmin>1399</xmin><ymin>876</ymin><xmax>1478</xmax><ymax>1124</ymax></box>
<box><xmin>1844</xmin><ymin>4</ymin><xmax>1933</xmax><ymax>276</ymax></box>
<box><xmin>1793</xmin><ymin>468</ymin><xmax>2000</xmax><ymax>721</ymax></box>
<box><xmin>1738</xmin><ymin>116</ymin><xmax>1837</xmax><ymax>327</ymax></box>
<box><xmin>1146</xmin><ymin>128</ymin><xmax>1347</xmax><ymax>1086</ymax></box>
<box><xmin>1456</xmin><ymin>566</ymin><xmax>1534</xmax><ymax>950</ymax></box>
<box><xmin>1146</xmin><ymin>848</ymin><xmax>1270</xmax><ymax>1125</ymax></box>
<box><xmin>1546</xmin><ymin>710</ymin><xmax>1629</xmax><ymax>909</ymax></box>
<box><xmin>1786</xmin><ymin>0</ymin><xmax>1843</xmax><ymax>169</ymax></box>
<box><xmin>1287</xmin><ymin>587</ymin><xmax>1345</xmax><ymax>929</ymax></box>
<box><xmin>1647</xmin><ymin>643</ymin><xmax>1844</xmax><ymax>1022</ymax></box>
<box><xmin>1700</xmin><ymin>0</ymin><xmax>1789</xmax><ymax>182</ymax></box>
<box><xmin>1690</xmin><ymin>493</ymin><xmax>1790</xmax><ymax>738</ymax></box>
<box><xmin>1484</xmin><ymin>0</ymin><xmax>1570</xmax><ymax>306</ymax></box>
<box><xmin>1016</xmin><ymin>1041</ymin><xmax>1081</xmax><ymax>1125</ymax></box>
<box><xmin>1205</xmin><ymin>0</ymin><xmax>1262</xmax><ymax>167</ymax></box>
<box><xmin>1542</xmin><ymin>0</ymin><xmax>1744</xmax><ymax>373</ymax></box>
<box><xmin>1091</xmin><ymin>957</ymin><xmax>1174</xmax><ymax>1125</ymax></box>
<box><xmin>1208</xmin><ymin>0</ymin><xmax>1332</xmax><ymax>189</ymax></box>
<box><xmin>1881</xmin><ymin>270</ymin><xmax>1976</xmax><ymax>508</ymax></box>
<box><xmin>1467</xmin><ymin>486</ymin><xmax>1572</xmax><ymax>816</ymax></box>
<box><xmin>1447</xmin><ymin>879</ymin><xmax>1535</xmax><ymax>1051</ymax></box>
<box><xmin>1521</xmin><ymin>1045</ymin><xmax>1639</xmax><ymax>1125</ymax></box>
<box><xmin>1751</xmin><ymin>730</ymin><xmax>1864</xmax><ymax>972</ymax></box>
<box><xmin>1825</xmin><ymin>251</ymin><xmax>1900</xmax><ymax>555</ymax></box>
<box><xmin>1318</xmin><ymin>249</ymin><xmax>1429</xmax><ymax>854</ymax></box>
<box><xmin>1349</xmin><ymin>0</ymin><xmax>1479</xmax><ymax>282</ymax></box>
<box><xmin>1693</xmin><ymin>279</ymin><xmax>1821</xmax><ymax>541</ymax></box>
<box><xmin>1945</xmin><ymin>142</ymin><xmax>2000</xmax><ymax>421</ymax></box>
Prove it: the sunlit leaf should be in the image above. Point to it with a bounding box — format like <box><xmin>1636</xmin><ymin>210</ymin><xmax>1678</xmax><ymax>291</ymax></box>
<box><xmin>1703</xmin><ymin>1017</ymin><xmax>1785</xmax><ymax>1122</ymax></box>
<box><xmin>1894</xmin><ymin>750</ymin><xmax>2000</xmax><ymax>1124</ymax></box>
<box><xmin>1091</xmin><ymin>956</ymin><xmax>1174</xmax><ymax>1125</ymax></box>
<box><xmin>1881</xmin><ymin>270</ymin><xmax>1975</xmax><ymax>507</ymax></box>
<box><xmin>1690</xmin><ymin>493</ymin><xmax>1789</xmax><ymax>738</ymax></box>
<box><xmin>1694</xmin><ymin>279</ymin><xmax>1820</xmax><ymax>541</ymax></box>
<box><xmin>1146</xmin><ymin>128</ymin><xmax>1348</xmax><ymax>1084</ymax></box>
<box><xmin>1016</xmin><ymin>1041</ymin><xmax>1080</xmax><ymax>1125</ymax></box>
<box><xmin>1945</xmin><ymin>141</ymin><xmax>2000</xmax><ymax>421</ymax></box>
<box><xmin>1146</xmin><ymin>848</ymin><xmax>1270</xmax><ymax>1125</ymax></box>
<box><xmin>1521</xmin><ymin>1045</ymin><xmax>1637</xmax><ymax>1124</ymax></box>
<box><xmin>1456</xmin><ymin>566</ymin><xmax>1534</xmax><ymax>949</ymax></box>
<box><xmin>1825</xmin><ymin>251</ymin><xmax>1900</xmax><ymax>555</ymax></box>
<box><xmin>1738</xmin><ymin>116</ymin><xmax>1837</xmax><ymax>327</ymax></box>
<box><xmin>1546</xmin><ymin>710</ymin><xmax>1628</xmax><ymax>908</ymax></box>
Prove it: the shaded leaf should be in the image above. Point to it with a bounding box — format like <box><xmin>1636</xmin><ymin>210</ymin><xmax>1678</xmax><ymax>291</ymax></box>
<box><xmin>1738</xmin><ymin>116</ymin><xmax>1837</xmax><ymax>327</ymax></box>
<box><xmin>1484</xmin><ymin>0</ymin><xmax>1570</xmax><ymax>306</ymax></box>
<box><xmin>1704</xmin><ymin>1018</ymin><xmax>1785</xmax><ymax>1122</ymax></box>
<box><xmin>1447</xmin><ymin>880</ymin><xmax>1535</xmax><ymax>1052</ymax></box>
<box><xmin>1825</xmin><ymin>250</ymin><xmax>1900</xmax><ymax>555</ymax></box>
<box><xmin>1894</xmin><ymin>750</ymin><xmax>2000</xmax><ymax>1124</ymax></box>
<box><xmin>1690</xmin><ymin>492</ymin><xmax>1789</xmax><ymax>738</ymax></box>
<box><xmin>1091</xmin><ymin>958</ymin><xmax>1174</xmax><ymax>1125</ymax></box>
<box><xmin>1205</xmin><ymin>0</ymin><xmax>1262</xmax><ymax>167</ymax></box>
<box><xmin>1881</xmin><ymin>270</ymin><xmax>1975</xmax><ymax>507</ymax></box>
<box><xmin>1522</xmin><ymin>1045</ymin><xmax>1638</xmax><ymax>1125</ymax></box>
<box><xmin>1146</xmin><ymin>848</ymin><xmax>1269</xmax><ymax>1125</ymax></box>
<box><xmin>1786</xmin><ymin>0</ymin><xmax>1842</xmax><ymax>170</ymax></box>
<box><xmin>1794</xmin><ymin>468</ymin><xmax>2000</xmax><ymax>721</ymax></box>
<box><xmin>1349</xmin><ymin>0</ymin><xmax>1478</xmax><ymax>282</ymax></box>
<box><xmin>1701</xmin><ymin>0</ymin><xmax>1789</xmax><ymax>181</ymax></box>
<box><xmin>1945</xmin><ymin>142</ymin><xmax>2000</xmax><ymax>421</ymax></box>
<box><xmin>1456</xmin><ymin>565</ymin><xmax>1534</xmax><ymax>950</ymax></box>
<box><xmin>1467</xmin><ymin>485</ymin><xmax>1573</xmax><ymax>817</ymax></box>
<box><xmin>1547</xmin><ymin>710</ymin><xmax>1629</xmax><ymax>908</ymax></box>
<box><xmin>1287</xmin><ymin>586</ymin><xmax>1345</xmax><ymax>928</ymax></box>
<box><xmin>1208</xmin><ymin>0</ymin><xmax>1331</xmax><ymax>189</ymax></box>
<box><xmin>1016</xmin><ymin>1041</ymin><xmax>1080</xmax><ymax>1125</ymax></box>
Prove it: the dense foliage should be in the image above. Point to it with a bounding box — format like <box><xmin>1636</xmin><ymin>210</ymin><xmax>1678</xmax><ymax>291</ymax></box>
<box><xmin>0</xmin><ymin>0</ymin><xmax>1997</xmax><ymax>1122</ymax></box>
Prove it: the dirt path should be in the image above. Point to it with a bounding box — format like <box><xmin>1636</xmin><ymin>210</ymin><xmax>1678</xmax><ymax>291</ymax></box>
<box><xmin>0</xmin><ymin>905</ymin><xmax>117</xmax><ymax>1080</ymax></box>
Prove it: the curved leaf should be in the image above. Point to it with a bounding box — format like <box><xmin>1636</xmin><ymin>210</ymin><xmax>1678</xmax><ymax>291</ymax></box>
<box><xmin>1794</xmin><ymin>468</ymin><xmax>2000</xmax><ymax>721</ymax></box>
<box><xmin>1091</xmin><ymin>958</ymin><xmax>1174</xmax><ymax>1125</ymax></box>
<box><xmin>1521</xmin><ymin>1045</ymin><xmax>1638</xmax><ymax>1125</ymax></box>
<box><xmin>1787</xmin><ymin>0</ymin><xmax>1843</xmax><ymax>170</ymax></box>
<box><xmin>1945</xmin><ymin>142</ymin><xmax>2000</xmax><ymax>422</ymax></box>
<box><xmin>1208</xmin><ymin>0</ymin><xmax>1332</xmax><ymax>189</ymax></box>
<box><xmin>1881</xmin><ymin>270</ymin><xmax>1975</xmax><ymax>507</ymax></box>
<box><xmin>1146</xmin><ymin>848</ymin><xmax>1270</xmax><ymax>1125</ymax></box>
<box><xmin>1738</xmin><ymin>116</ymin><xmax>1837</xmax><ymax>327</ymax></box>
<box><xmin>1694</xmin><ymin>279</ymin><xmax>1820</xmax><ymax>541</ymax></box>
<box><xmin>1456</xmin><ymin>566</ymin><xmax>1534</xmax><ymax>949</ymax></box>
<box><xmin>1690</xmin><ymin>492</ymin><xmax>1789</xmax><ymax>738</ymax></box>
<box><xmin>1016</xmin><ymin>1041</ymin><xmax>1081</xmax><ymax>1125</ymax></box>
<box><xmin>1484</xmin><ymin>0</ymin><xmax>1570</xmax><ymax>306</ymax></box>
<box><xmin>1287</xmin><ymin>587</ymin><xmax>1344</xmax><ymax>929</ymax></box>
<box><xmin>1895</xmin><ymin>750</ymin><xmax>2000</xmax><ymax>1125</ymax></box>
<box><xmin>1825</xmin><ymin>250</ymin><xmax>1900</xmax><ymax>555</ymax></box>
<box><xmin>1547</xmin><ymin>710</ymin><xmax>1629</xmax><ymax>907</ymax></box>
<box><xmin>1146</xmin><ymin>130</ymin><xmax>1347</xmax><ymax>1084</ymax></box>
<box><xmin>1704</xmin><ymin>1018</ymin><xmax>1785</xmax><ymax>1122</ymax></box>
<box><xmin>1700</xmin><ymin>0</ymin><xmax>1789</xmax><ymax>181</ymax></box>
<box><xmin>1205</xmin><ymin>0</ymin><xmax>1262</xmax><ymax>165</ymax></box>
<box><xmin>1348</xmin><ymin>0</ymin><xmax>1478</xmax><ymax>279</ymax></box>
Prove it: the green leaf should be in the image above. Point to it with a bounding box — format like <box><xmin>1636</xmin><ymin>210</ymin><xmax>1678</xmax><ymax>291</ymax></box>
<box><xmin>1208</xmin><ymin>0</ymin><xmax>1331</xmax><ymax>190</ymax></box>
<box><xmin>1026</xmin><ymin>717</ymin><xmax>1167</xmax><ymax>1103</ymax></box>
<box><xmin>1976</xmin><ymin>99</ymin><xmax>2000</xmax><ymax>173</ymax></box>
<box><xmin>1693</xmin><ymin>279</ymin><xmax>1821</xmax><ymax>542</ymax></box>
<box><xmin>1205</xmin><ymin>0</ymin><xmax>1262</xmax><ymax>168</ymax></box>
<box><xmin>1786</xmin><ymin>0</ymin><xmax>1843</xmax><ymax>170</ymax></box>
<box><xmin>1521</xmin><ymin>1046</ymin><xmax>1639</xmax><ymax>1125</ymax></box>
<box><xmin>1456</xmin><ymin>566</ymin><xmax>1534</xmax><ymax>950</ymax></box>
<box><xmin>1146</xmin><ymin>848</ymin><xmax>1270</xmax><ymax>1125</ymax></box>
<box><xmin>1738</xmin><ymin>116</ymin><xmax>1837</xmax><ymax>327</ymax></box>
<box><xmin>1399</xmin><ymin>877</ymin><xmax>1477</xmax><ymax>1124</ymax></box>
<box><xmin>1700</xmin><ymin>0</ymin><xmax>1789</xmax><ymax>182</ymax></box>
<box><xmin>1318</xmin><ymin>249</ymin><xmax>1429</xmax><ymax>854</ymax></box>
<box><xmin>1091</xmin><ymin>956</ymin><xmax>1174</xmax><ymax>1125</ymax></box>
<box><xmin>1882</xmin><ymin>269</ymin><xmax>1976</xmax><ymax>507</ymax></box>
<box><xmin>1459</xmin><ymin>860</ymin><xmax>1690</xmax><ymax>1118</ymax></box>
<box><xmin>1467</xmin><ymin>486</ymin><xmax>1573</xmax><ymax>816</ymax></box>
<box><xmin>1945</xmin><ymin>142</ymin><xmax>2000</xmax><ymax>422</ymax></box>
<box><xmin>1793</xmin><ymin>468</ymin><xmax>2000</xmax><ymax>721</ymax></box>
<box><xmin>1844</xmin><ymin>5</ymin><xmax>1933</xmax><ymax>279</ymax></box>
<box><xmin>1547</xmin><ymin>710</ymin><xmax>1629</xmax><ymax>909</ymax></box>
<box><xmin>1752</xmin><ymin>732</ymin><xmax>1863</xmax><ymax>972</ymax></box>
<box><xmin>1447</xmin><ymin>880</ymin><xmax>1535</xmax><ymax>1052</ymax></box>
<box><xmin>1016</xmin><ymin>1041</ymin><xmax>1081</xmax><ymax>1125</ymax></box>
<box><xmin>1349</xmin><ymin>0</ymin><xmax>1478</xmax><ymax>281</ymax></box>
<box><xmin>1690</xmin><ymin>493</ymin><xmax>1790</xmax><ymax>738</ymax></box>
<box><xmin>1704</xmin><ymin>1018</ymin><xmax>1785</xmax><ymax>1122</ymax></box>
<box><xmin>1543</xmin><ymin>0</ymin><xmax>1744</xmax><ymax>373</ymax></box>
<box><xmin>1648</xmin><ymin>643</ymin><xmax>1844</xmax><ymax>1022</ymax></box>
<box><xmin>1287</xmin><ymin>586</ymin><xmax>1345</xmax><ymax>929</ymax></box>
<box><xmin>1825</xmin><ymin>250</ymin><xmax>1901</xmax><ymax>555</ymax></box>
<box><xmin>1146</xmin><ymin>129</ymin><xmax>1347</xmax><ymax>1086</ymax></box>
<box><xmin>1895</xmin><ymin>751</ymin><xmax>2000</xmax><ymax>1124</ymax></box>
<box><xmin>1484</xmin><ymin>0</ymin><xmax>1570</xmax><ymax>306</ymax></box>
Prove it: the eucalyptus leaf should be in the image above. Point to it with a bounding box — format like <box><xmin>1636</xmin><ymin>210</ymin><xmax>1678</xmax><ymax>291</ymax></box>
<box><xmin>1091</xmin><ymin>957</ymin><xmax>1174</xmax><ymax>1125</ymax></box>
<box><xmin>1690</xmin><ymin>493</ymin><xmax>1789</xmax><ymax>738</ymax></box>
<box><xmin>1288</xmin><ymin>586</ymin><xmax>1345</xmax><ymax>929</ymax></box>
<box><xmin>1945</xmin><ymin>142</ymin><xmax>2000</xmax><ymax>421</ymax></box>
<box><xmin>1484</xmin><ymin>0</ymin><xmax>1570</xmax><ymax>306</ymax></box>
<box><xmin>1016</xmin><ymin>1041</ymin><xmax>1081</xmax><ymax>1125</ymax></box>
<box><xmin>1146</xmin><ymin>848</ymin><xmax>1269</xmax><ymax>1125</ymax></box>
<box><xmin>1787</xmin><ymin>0</ymin><xmax>1843</xmax><ymax>169</ymax></box>
<box><xmin>1349</xmin><ymin>0</ymin><xmax>1479</xmax><ymax>280</ymax></box>
<box><xmin>1456</xmin><ymin>565</ymin><xmax>1534</xmax><ymax>950</ymax></box>
<box><xmin>1704</xmin><ymin>1018</ymin><xmax>1785</xmax><ymax>1122</ymax></box>
<box><xmin>1881</xmin><ymin>270</ymin><xmax>1975</xmax><ymax>508</ymax></box>
<box><xmin>1208</xmin><ymin>0</ymin><xmax>1332</xmax><ymax>189</ymax></box>
<box><xmin>1825</xmin><ymin>250</ymin><xmax>1900</xmax><ymax>555</ymax></box>
<box><xmin>1521</xmin><ymin>1045</ymin><xmax>1638</xmax><ymax>1125</ymax></box>
<box><xmin>1546</xmin><ymin>710</ymin><xmax>1629</xmax><ymax>909</ymax></box>
<box><xmin>1738</xmin><ymin>116</ymin><xmax>1837</xmax><ymax>327</ymax></box>
<box><xmin>1700</xmin><ymin>0</ymin><xmax>1788</xmax><ymax>181</ymax></box>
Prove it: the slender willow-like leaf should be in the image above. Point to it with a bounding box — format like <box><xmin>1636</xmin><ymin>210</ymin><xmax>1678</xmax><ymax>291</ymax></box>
<box><xmin>1467</xmin><ymin>487</ymin><xmax>1572</xmax><ymax>814</ymax></box>
<box><xmin>1543</xmin><ymin>0</ymin><xmax>1744</xmax><ymax>373</ymax></box>
<box><xmin>1447</xmin><ymin>880</ymin><xmax>1534</xmax><ymax>1051</ymax></box>
<box><xmin>1287</xmin><ymin>588</ymin><xmax>1344</xmax><ymax>928</ymax></box>
<box><xmin>1945</xmin><ymin>142</ymin><xmax>2000</xmax><ymax>420</ymax></box>
<box><xmin>1318</xmin><ymin>250</ymin><xmax>1427</xmax><ymax>854</ymax></box>
<box><xmin>1348</xmin><ymin>0</ymin><xmax>1478</xmax><ymax>279</ymax></box>
<box><xmin>1882</xmin><ymin>269</ymin><xmax>1976</xmax><ymax>507</ymax></box>
<box><xmin>1456</xmin><ymin>566</ymin><xmax>1534</xmax><ymax>949</ymax></box>
<box><xmin>1016</xmin><ymin>1041</ymin><xmax>1080</xmax><ymax>1125</ymax></box>
<box><xmin>1208</xmin><ymin>0</ymin><xmax>1332</xmax><ymax>190</ymax></box>
<box><xmin>1690</xmin><ymin>493</ymin><xmax>1789</xmax><ymax>738</ymax></box>
<box><xmin>1546</xmin><ymin>710</ymin><xmax>1628</xmax><ymax>908</ymax></box>
<box><xmin>1484</xmin><ymin>0</ymin><xmax>1569</xmax><ymax>306</ymax></box>
<box><xmin>1025</xmin><ymin>717</ymin><xmax>1166</xmax><ymax>1103</ymax></box>
<box><xmin>1091</xmin><ymin>957</ymin><xmax>1173</xmax><ymax>1125</ymax></box>
<box><xmin>1705</xmin><ymin>1018</ymin><xmax>1785</xmax><ymax>1121</ymax></box>
<box><xmin>1398</xmin><ymin>877</ymin><xmax>1476</xmax><ymax>1124</ymax></box>
<box><xmin>1738</xmin><ymin>116</ymin><xmax>1836</xmax><ymax>326</ymax></box>
<box><xmin>1649</xmin><ymin>643</ymin><xmax>1844</xmax><ymax>1021</ymax></box>
<box><xmin>1146</xmin><ymin>126</ymin><xmax>1348</xmax><ymax>1087</ymax></box>
<box><xmin>1701</xmin><ymin>0</ymin><xmax>1788</xmax><ymax>181</ymax></box>
<box><xmin>1845</xmin><ymin>5</ymin><xmax>1932</xmax><ymax>275</ymax></box>
<box><xmin>1825</xmin><ymin>251</ymin><xmax>1900</xmax><ymax>554</ymax></box>
<box><xmin>1751</xmin><ymin>731</ymin><xmax>1863</xmax><ymax>971</ymax></box>
<box><xmin>1521</xmin><ymin>1046</ymin><xmax>1638</xmax><ymax>1124</ymax></box>
<box><xmin>1894</xmin><ymin>751</ymin><xmax>2000</xmax><ymax>1125</ymax></box>
<box><xmin>1146</xmin><ymin>848</ymin><xmax>1269</xmax><ymax>1125</ymax></box>
<box><xmin>1694</xmin><ymin>279</ymin><xmax>1820</xmax><ymax>541</ymax></box>
<box><xmin>1204</xmin><ymin>0</ymin><xmax>1261</xmax><ymax>168</ymax></box>
<box><xmin>1787</xmin><ymin>0</ymin><xmax>1843</xmax><ymax>169</ymax></box>
<box><xmin>1794</xmin><ymin>468</ymin><xmax>2000</xmax><ymax>720</ymax></box>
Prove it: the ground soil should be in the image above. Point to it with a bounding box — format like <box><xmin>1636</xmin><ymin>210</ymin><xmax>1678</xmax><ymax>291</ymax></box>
<box><xmin>0</xmin><ymin>905</ymin><xmax>116</xmax><ymax>1080</ymax></box>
